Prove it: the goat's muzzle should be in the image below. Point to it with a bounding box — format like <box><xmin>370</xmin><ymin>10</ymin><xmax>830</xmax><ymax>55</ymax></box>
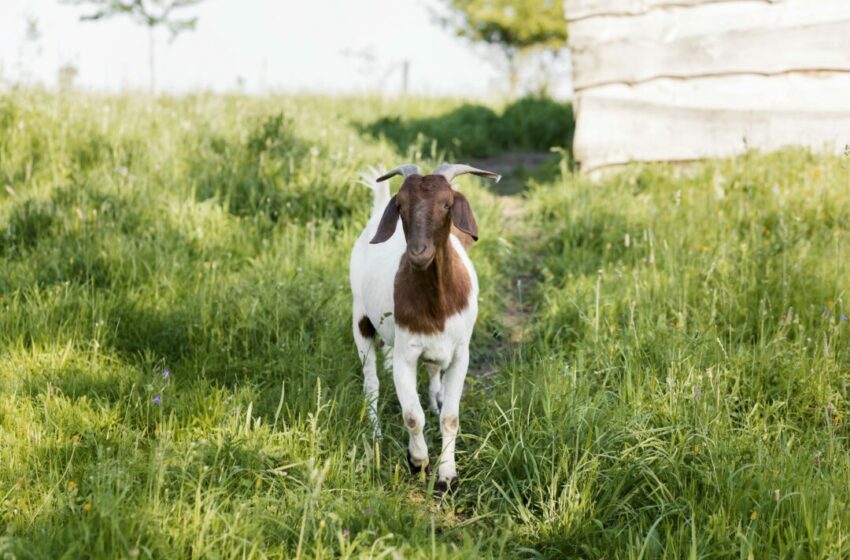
<box><xmin>408</xmin><ymin>242</ymin><xmax>435</xmax><ymax>270</ymax></box>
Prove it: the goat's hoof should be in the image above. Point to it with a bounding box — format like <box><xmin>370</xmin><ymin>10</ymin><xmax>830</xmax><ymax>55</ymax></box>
<box><xmin>407</xmin><ymin>450</ymin><xmax>431</xmax><ymax>476</ymax></box>
<box><xmin>435</xmin><ymin>477</ymin><xmax>458</xmax><ymax>495</ymax></box>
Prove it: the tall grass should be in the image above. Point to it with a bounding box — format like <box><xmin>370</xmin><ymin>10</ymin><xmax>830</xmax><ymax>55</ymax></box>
<box><xmin>1</xmin><ymin>91</ymin><xmax>849</xmax><ymax>558</ymax></box>
<box><xmin>478</xmin><ymin>151</ymin><xmax>850</xmax><ymax>556</ymax></box>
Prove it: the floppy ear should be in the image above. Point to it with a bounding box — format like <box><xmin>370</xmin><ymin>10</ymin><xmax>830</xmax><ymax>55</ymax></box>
<box><xmin>451</xmin><ymin>193</ymin><xmax>478</xmax><ymax>241</ymax></box>
<box><xmin>370</xmin><ymin>195</ymin><xmax>401</xmax><ymax>244</ymax></box>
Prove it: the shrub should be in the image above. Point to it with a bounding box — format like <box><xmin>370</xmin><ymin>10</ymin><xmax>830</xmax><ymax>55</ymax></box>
<box><xmin>361</xmin><ymin>95</ymin><xmax>573</xmax><ymax>159</ymax></box>
<box><xmin>502</xmin><ymin>95</ymin><xmax>574</xmax><ymax>151</ymax></box>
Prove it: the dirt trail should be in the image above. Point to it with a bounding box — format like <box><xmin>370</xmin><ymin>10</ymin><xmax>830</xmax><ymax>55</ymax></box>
<box><xmin>470</xmin><ymin>151</ymin><xmax>555</xmax><ymax>196</ymax></box>
<box><xmin>466</xmin><ymin>151</ymin><xmax>552</xmax><ymax>383</ymax></box>
<box><xmin>493</xmin><ymin>195</ymin><xmax>536</xmax><ymax>345</ymax></box>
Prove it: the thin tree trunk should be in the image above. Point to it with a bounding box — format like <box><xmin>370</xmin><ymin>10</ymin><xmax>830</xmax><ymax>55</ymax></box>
<box><xmin>401</xmin><ymin>60</ymin><xmax>409</xmax><ymax>95</ymax></box>
<box><xmin>506</xmin><ymin>51</ymin><xmax>519</xmax><ymax>99</ymax></box>
<box><xmin>148</xmin><ymin>25</ymin><xmax>155</xmax><ymax>94</ymax></box>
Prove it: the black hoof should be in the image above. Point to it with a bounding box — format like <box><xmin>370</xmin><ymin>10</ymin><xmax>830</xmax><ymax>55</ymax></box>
<box><xmin>407</xmin><ymin>450</ymin><xmax>431</xmax><ymax>476</ymax></box>
<box><xmin>435</xmin><ymin>477</ymin><xmax>459</xmax><ymax>495</ymax></box>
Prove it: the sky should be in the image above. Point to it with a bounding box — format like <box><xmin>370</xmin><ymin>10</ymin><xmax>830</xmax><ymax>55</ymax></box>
<box><xmin>0</xmin><ymin>0</ymin><xmax>572</xmax><ymax>98</ymax></box>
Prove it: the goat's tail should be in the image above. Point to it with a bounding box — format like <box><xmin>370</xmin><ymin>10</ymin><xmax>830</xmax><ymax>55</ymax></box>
<box><xmin>355</xmin><ymin>166</ymin><xmax>391</xmax><ymax>217</ymax></box>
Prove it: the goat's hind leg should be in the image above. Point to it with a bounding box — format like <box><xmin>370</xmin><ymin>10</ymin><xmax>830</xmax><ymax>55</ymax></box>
<box><xmin>426</xmin><ymin>362</ymin><xmax>442</xmax><ymax>415</ymax></box>
<box><xmin>354</xmin><ymin>313</ymin><xmax>381</xmax><ymax>439</ymax></box>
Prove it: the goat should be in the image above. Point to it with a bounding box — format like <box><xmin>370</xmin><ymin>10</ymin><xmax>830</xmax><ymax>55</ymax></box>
<box><xmin>350</xmin><ymin>163</ymin><xmax>500</xmax><ymax>492</ymax></box>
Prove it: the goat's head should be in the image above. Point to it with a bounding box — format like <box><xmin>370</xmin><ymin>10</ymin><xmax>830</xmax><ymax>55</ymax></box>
<box><xmin>370</xmin><ymin>163</ymin><xmax>500</xmax><ymax>270</ymax></box>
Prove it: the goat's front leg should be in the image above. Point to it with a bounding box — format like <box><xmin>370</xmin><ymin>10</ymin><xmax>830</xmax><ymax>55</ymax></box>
<box><xmin>436</xmin><ymin>346</ymin><xmax>469</xmax><ymax>491</ymax></box>
<box><xmin>393</xmin><ymin>349</ymin><xmax>429</xmax><ymax>473</ymax></box>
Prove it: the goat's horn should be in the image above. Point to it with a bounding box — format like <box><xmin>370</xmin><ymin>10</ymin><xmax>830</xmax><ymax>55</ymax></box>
<box><xmin>433</xmin><ymin>163</ymin><xmax>501</xmax><ymax>185</ymax></box>
<box><xmin>376</xmin><ymin>164</ymin><xmax>420</xmax><ymax>182</ymax></box>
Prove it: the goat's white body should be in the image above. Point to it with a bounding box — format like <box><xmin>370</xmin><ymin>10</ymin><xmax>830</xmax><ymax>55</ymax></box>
<box><xmin>349</xmin><ymin>173</ymin><xmax>478</xmax><ymax>484</ymax></box>
<box><xmin>350</xmin><ymin>219</ymin><xmax>478</xmax><ymax>349</ymax></box>
<box><xmin>349</xmin><ymin>214</ymin><xmax>403</xmax><ymax>345</ymax></box>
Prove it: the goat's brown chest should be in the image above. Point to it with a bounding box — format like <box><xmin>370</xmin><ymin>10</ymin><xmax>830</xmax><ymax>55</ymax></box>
<box><xmin>393</xmin><ymin>247</ymin><xmax>471</xmax><ymax>335</ymax></box>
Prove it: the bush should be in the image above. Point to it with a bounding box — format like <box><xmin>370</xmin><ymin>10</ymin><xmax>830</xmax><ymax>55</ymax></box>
<box><xmin>502</xmin><ymin>96</ymin><xmax>574</xmax><ymax>151</ymax></box>
<box><xmin>361</xmin><ymin>95</ymin><xmax>573</xmax><ymax>159</ymax></box>
<box><xmin>423</xmin><ymin>104</ymin><xmax>504</xmax><ymax>157</ymax></box>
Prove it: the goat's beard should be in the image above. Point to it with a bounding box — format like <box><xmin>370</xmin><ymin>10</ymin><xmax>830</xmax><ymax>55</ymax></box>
<box><xmin>408</xmin><ymin>251</ymin><xmax>435</xmax><ymax>271</ymax></box>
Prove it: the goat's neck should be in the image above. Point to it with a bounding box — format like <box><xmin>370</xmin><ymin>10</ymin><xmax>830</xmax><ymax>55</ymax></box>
<box><xmin>393</xmin><ymin>240</ymin><xmax>471</xmax><ymax>335</ymax></box>
<box><xmin>425</xmin><ymin>242</ymin><xmax>460</xmax><ymax>291</ymax></box>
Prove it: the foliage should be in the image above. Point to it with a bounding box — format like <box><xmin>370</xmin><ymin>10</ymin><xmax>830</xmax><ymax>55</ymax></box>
<box><xmin>440</xmin><ymin>0</ymin><xmax>567</xmax><ymax>51</ymax></box>
<box><xmin>362</xmin><ymin>95</ymin><xmax>573</xmax><ymax>158</ymax></box>
<box><xmin>1</xmin><ymin>90</ymin><xmax>850</xmax><ymax>558</ymax></box>
<box><xmin>437</xmin><ymin>0</ymin><xmax>567</xmax><ymax>95</ymax></box>
<box><xmin>66</xmin><ymin>0</ymin><xmax>203</xmax><ymax>36</ymax></box>
<box><xmin>501</xmin><ymin>95</ymin><xmax>574</xmax><ymax>152</ymax></box>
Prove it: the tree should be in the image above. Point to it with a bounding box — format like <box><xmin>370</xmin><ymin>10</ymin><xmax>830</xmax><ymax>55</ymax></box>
<box><xmin>65</xmin><ymin>0</ymin><xmax>204</xmax><ymax>93</ymax></box>
<box><xmin>437</xmin><ymin>0</ymin><xmax>567</xmax><ymax>97</ymax></box>
<box><xmin>16</xmin><ymin>16</ymin><xmax>43</xmax><ymax>86</ymax></box>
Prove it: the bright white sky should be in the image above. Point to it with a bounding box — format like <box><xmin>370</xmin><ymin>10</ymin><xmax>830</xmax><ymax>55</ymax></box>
<box><xmin>0</xmin><ymin>0</ymin><xmax>572</xmax><ymax>98</ymax></box>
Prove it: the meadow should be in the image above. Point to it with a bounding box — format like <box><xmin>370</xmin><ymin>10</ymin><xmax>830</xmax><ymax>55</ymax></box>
<box><xmin>1</xmin><ymin>90</ymin><xmax>849</xmax><ymax>559</ymax></box>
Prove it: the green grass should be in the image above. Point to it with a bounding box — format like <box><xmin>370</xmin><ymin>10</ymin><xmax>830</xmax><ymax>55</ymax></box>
<box><xmin>1</xmin><ymin>91</ymin><xmax>849</xmax><ymax>558</ymax></box>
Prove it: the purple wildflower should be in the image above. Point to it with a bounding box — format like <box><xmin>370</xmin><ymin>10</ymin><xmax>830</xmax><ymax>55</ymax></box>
<box><xmin>152</xmin><ymin>395</ymin><xmax>161</xmax><ymax>405</ymax></box>
<box><xmin>342</xmin><ymin>528</ymin><xmax>350</xmax><ymax>537</ymax></box>
<box><xmin>841</xmin><ymin>315</ymin><xmax>848</xmax><ymax>322</ymax></box>
<box><xmin>162</xmin><ymin>368</ymin><xmax>171</xmax><ymax>379</ymax></box>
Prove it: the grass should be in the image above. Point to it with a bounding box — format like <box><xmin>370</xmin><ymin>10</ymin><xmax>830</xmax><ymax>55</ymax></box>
<box><xmin>1</xmin><ymin>90</ymin><xmax>849</xmax><ymax>558</ymax></box>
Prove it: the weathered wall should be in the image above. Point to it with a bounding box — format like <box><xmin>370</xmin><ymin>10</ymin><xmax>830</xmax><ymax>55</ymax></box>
<box><xmin>565</xmin><ymin>0</ymin><xmax>850</xmax><ymax>171</ymax></box>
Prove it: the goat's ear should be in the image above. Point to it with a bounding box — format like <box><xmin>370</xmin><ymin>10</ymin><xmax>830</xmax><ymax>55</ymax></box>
<box><xmin>370</xmin><ymin>195</ymin><xmax>400</xmax><ymax>244</ymax></box>
<box><xmin>451</xmin><ymin>193</ymin><xmax>478</xmax><ymax>241</ymax></box>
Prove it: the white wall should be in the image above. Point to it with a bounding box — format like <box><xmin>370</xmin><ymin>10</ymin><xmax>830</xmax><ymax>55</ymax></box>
<box><xmin>565</xmin><ymin>0</ymin><xmax>850</xmax><ymax>170</ymax></box>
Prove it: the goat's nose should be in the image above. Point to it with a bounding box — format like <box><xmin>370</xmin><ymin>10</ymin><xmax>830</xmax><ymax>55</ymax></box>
<box><xmin>409</xmin><ymin>243</ymin><xmax>427</xmax><ymax>256</ymax></box>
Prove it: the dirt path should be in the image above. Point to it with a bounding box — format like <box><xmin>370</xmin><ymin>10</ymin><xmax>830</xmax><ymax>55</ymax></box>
<box><xmin>470</xmin><ymin>151</ymin><xmax>557</xmax><ymax>196</ymax></box>
<box><xmin>466</xmin><ymin>152</ymin><xmax>551</xmax><ymax>384</ymax></box>
<box><xmin>494</xmin><ymin>195</ymin><xmax>536</xmax><ymax>346</ymax></box>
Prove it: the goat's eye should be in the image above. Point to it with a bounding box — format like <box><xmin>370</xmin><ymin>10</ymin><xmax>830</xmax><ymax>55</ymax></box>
<box><xmin>444</xmin><ymin>203</ymin><xmax>451</xmax><ymax>210</ymax></box>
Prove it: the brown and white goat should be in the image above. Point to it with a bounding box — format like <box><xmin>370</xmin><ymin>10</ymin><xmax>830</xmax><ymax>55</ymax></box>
<box><xmin>349</xmin><ymin>163</ymin><xmax>499</xmax><ymax>491</ymax></box>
